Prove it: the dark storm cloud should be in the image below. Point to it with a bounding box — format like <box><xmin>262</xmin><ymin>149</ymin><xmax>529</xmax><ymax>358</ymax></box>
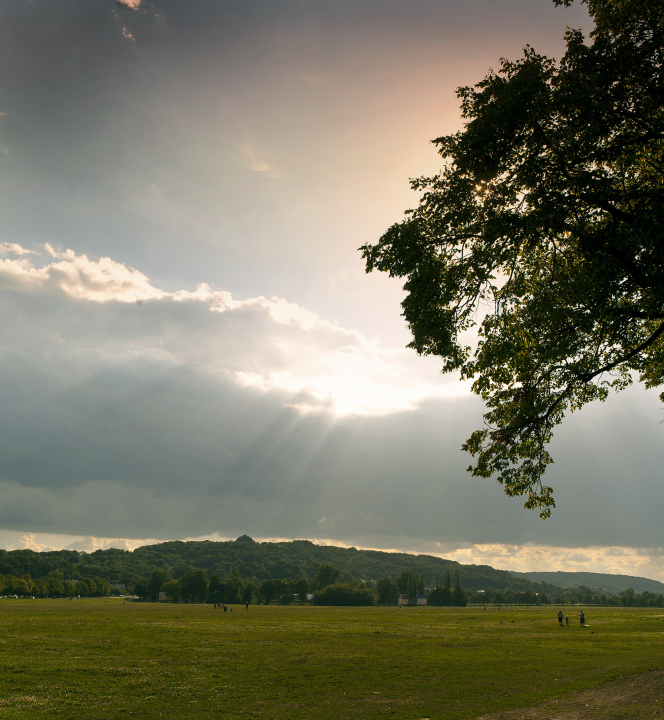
<box><xmin>0</xmin><ymin>246</ymin><xmax>661</xmax><ymax>546</ymax></box>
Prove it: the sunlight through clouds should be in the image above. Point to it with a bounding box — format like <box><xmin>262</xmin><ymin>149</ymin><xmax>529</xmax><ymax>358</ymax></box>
<box><xmin>0</xmin><ymin>242</ymin><xmax>467</xmax><ymax>417</ymax></box>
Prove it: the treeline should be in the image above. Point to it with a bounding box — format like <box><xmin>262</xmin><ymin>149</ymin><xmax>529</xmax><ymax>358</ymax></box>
<box><xmin>0</xmin><ymin>572</ymin><xmax>111</xmax><ymax>598</ymax></box>
<box><xmin>135</xmin><ymin>564</ymin><xmax>398</xmax><ymax>607</ymax></box>
<box><xmin>0</xmin><ymin>536</ymin><xmax>558</xmax><ymax>596</ymax></box>
<box><xmin>559</xmin><ymin>585</ymin><xmax>664</xmax><ymax>608</ymax></box>
<box><xmin>128</xmin><ymin>564</ymin><xmax>475</xmax><ymax>607</ymax></box>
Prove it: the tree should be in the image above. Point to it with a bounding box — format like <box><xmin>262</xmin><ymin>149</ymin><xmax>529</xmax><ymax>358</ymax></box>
<box><xmin>259</xmin><ymin>578</ymin><xmax>286</xmax><ymax>605</ymax></box>
<box><xmin>396</xmin><ymin>570</ymin><xmax>425</xmax><ymax>602</ymax></box>
<box><xmin>224</xmin><ymin>571</ymin><xmax>243</xmax><ymax>604</ymax></box>
<box><xmin>313</xmin><ymin>564</ymin><xmax>341</xmax><ymax>590</ymax></box>
<box><xmin>243</xmin><ymin>582</ymin><xmax>259</xmax><ymax>604</ymax></box>
<box><xmin>360</xmin><ymin>0</ymin><xmax>664</xmax><ymax>516</ymax></box>
<box><xmin>312</xmin><ymin>582</ymin><xmax>375</xmax><ymax>606</ymax></box>
<box><xmin>147</xmin><ymin>569</ymin><xmax>170</xmax><ymax>602</ymax></box>
<box><xmin>375</xmin><ymin>578</ymin><xmax>399</xmax><ymax>606</ymax></box>
<box><xmin>208</xmin><ymin>574</ymin><xmax>225</xmax><ymax>605</ymax></box>
<box><xmin>452</xmin><ymin>571</ymin><xmax>467</xmax><ymax>607</ymax></box>
<box><xmin>293</xmin><ymin>578</ymin><xmax>309</xmax><ymax>604</ymax></box>
<box><xmin>181</xmin><ymin>569</ymin><xmax>209</xmax><ymax>603</ymax></box>
<box><xmin>161</xmin><ymin>579</ymin><xmax>182</xmax><ymax>603</ymax></box>
<box><xmin>428</xmin><ymin>569</ymin><xmax>453</xmax><ymax>606</ymax></box>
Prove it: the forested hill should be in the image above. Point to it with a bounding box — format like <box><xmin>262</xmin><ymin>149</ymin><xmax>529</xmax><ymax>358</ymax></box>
<box><xmin>0</xmin><ymin>535</ymin><xmax>553</xmax><ymax>593</ymax></box>
<box><xmin>509</xmin><ymin>571</ymin><xmax>664</xmax><ymax>595</ymax></box>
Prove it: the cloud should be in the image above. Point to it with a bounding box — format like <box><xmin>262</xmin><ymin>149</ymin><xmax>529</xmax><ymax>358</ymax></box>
<box><xmin>65</xmin><ymin>536</ymin><xmax>151</xmax><ymax>552</ymax></box>
<box><xmin>241</xmin><ymin>144</ymin><xmax>286</xmax><ymax>179</ymax></box>
<box><xmin>5</xmin><ymin>243</ymin><xmax>168</xmax><ymax>303</ymax></box>
<box><xmin>0</xmin><ymin>243</ymin><xmax>462</xmax><ymax>416</ymax></box>
<box><xmin>0</xmin><ymin>244</ymin><xmax>661</xmax><ymax>550</ymax></box>
<box><xmin>18</xmin><ymin>533</ymin><xmax>59</xmax><ymax>553</ymax></box>
<box><xmin>0</xmin><ymin>243</ymin><xmax>37</xmax><ymax>256</ymax></box>
<box><xmin>117</xmin><ymin>0</ymin><xmax>141</xmax><ymax>9</ymax></box>
<box><xmin>121</xmin><ymin>27</ymin><xmax>136</xmax><ymax>42</ymax></box>
<box><xmin>437</xmin><ymin>543</ymin><xmax>664</xmax><ymax>583</ymax></box>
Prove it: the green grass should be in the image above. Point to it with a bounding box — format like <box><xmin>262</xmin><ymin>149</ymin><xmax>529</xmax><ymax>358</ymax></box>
<box><xmin>0</xmin><ymin>600</ymin><xmax>662</xmax><ymax>719</ymax></box>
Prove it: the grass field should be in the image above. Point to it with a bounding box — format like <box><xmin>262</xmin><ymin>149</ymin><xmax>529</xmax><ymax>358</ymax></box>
<box><xmin>0</xmin><ymin>600</ymin><xmax>662</xmax><ymax>719</ymax></box>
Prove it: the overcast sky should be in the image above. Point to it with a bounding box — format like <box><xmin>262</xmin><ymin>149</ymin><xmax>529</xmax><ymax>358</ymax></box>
<box><xmin>1</xmin><ymin>0</ymin><xmax>662</xmax><ymax>582</ymax></box>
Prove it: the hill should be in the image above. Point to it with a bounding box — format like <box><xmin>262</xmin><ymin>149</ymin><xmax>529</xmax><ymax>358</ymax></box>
<box><xmin>508</xmin><ymin>571</ymin><xmax>664</xmax><ymax>595</ymax></box>
<box><xmin>0</xmin><ymin>535</ymin><xmax>554</xmax><ymax>593</ymax></box>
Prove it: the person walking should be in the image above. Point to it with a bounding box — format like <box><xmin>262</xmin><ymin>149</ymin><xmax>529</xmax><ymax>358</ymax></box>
<box><xmin>558</xmin><ymin>609</ymin><xmax>563</xmax><ymax>625</ymax></box>
<box><xmin>579</xmin><ymin>609</ymin><xmax>585</xmax><ymax>626</ymax></box>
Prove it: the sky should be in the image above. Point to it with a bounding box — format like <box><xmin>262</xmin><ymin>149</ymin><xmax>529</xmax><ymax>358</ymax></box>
<box><xmin>1</xmin><ymin>0</ymin><xmax>663</xmax><ymax>582</ymax></box>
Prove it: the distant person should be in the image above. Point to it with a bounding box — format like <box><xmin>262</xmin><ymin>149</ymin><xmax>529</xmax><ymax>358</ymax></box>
<box><xmin>565</xmin><ymin>615</ymin><xmax>569</xmax><ymax>627</ymax></box>
<box><xmin>579</xmin><ymin>610</ymin><xmax>585</xmax><ymax>625</ymax></box>
<box><xmin>246</xmin><ymin>601</ymin><xmax>249</xmax><ymax>611</ymax></box>
<box><xmin>223</xmin><ymin>604</ymin><xmax>227</xmax><ymax>612</ymax></box>
<box><xmin>558</xmin><ymin>610</ymin><xmax>563</xmax><ymax>625</ymax></box>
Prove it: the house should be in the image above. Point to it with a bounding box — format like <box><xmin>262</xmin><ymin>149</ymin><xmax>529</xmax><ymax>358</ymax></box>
<box><xmin>416</xmin><ymin>595</ymin><xmax>427</xmax><ymax>606</ymax></box>
<box><xmin>398</xmin><ymin>594</ymin><xmax>410</xmax><ymax>606</ymax></box>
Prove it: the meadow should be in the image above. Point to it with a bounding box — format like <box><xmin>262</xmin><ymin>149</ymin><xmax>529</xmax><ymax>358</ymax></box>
<box><xmin>0</xmin><ymin>599</ymin><xmax>662</xmax><ymax>719</ymax></box>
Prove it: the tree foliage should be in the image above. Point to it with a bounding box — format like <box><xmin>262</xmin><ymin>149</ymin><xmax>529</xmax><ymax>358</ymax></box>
<box><xmin>452</xmin><ymin>571</ymin><xmax>467</xmax><ymax>607</ymax></box>
<box><xmin>375</xmin><ymin>577</ymin><xmax>399</xmax><ymax>605</ymax></box>
<box><xmin>312</xmin><ymin>582</ymin><xmax>375</xmax><ymax>606</ymax></box>
<box><xmin>360</xmin><ymin>0</ymin><xmax>664</xmax><ymax>515</ymax></box>
<box><xmin>313</xmin><ymin>564</ymin><xmax>341</xmax><ymax>590</ymax></box>
<box><xmin>0</xmin><ymin>539</ymin><xmax>574</xmax><ymax>596</ymax></box>
<box><xmin>427</xmin><ymin>570</ymin><xmax>452</xmax><ymax>606</ymax></box>
<box><xmin>396</xmin><ymin>569</ymin><xmax>425</xmax><ymax>599</ymax></box>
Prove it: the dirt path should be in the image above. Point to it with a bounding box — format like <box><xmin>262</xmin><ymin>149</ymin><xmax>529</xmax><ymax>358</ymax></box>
<box><xmin>474</xmin><ymin>669</ymin><xmax>664</xmax><ymax>720</ymax></box>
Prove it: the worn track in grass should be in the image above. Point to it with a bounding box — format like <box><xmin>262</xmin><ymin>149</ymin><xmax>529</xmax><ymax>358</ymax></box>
<box><xmin>475</xmin><ymin>669</ymin><xmax>664</xmax><ymax>720</ymax></box>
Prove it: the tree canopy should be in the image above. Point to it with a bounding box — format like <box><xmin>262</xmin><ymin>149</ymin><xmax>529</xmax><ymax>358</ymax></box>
<box><xmin>361</xmin><ymin>0</ymin><xmax>664</xmax><ymax>516</ymax></box>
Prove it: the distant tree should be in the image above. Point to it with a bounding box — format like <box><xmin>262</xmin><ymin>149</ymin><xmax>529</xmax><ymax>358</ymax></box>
<box><xmin>207</xmin><ymin>575</ymin><xmax>225</xmax><ymax>605</ymax></box>
<box><xmin>46</xmin><ymin>576</ymin><xmax>64</xmax><ymax>598</ymax></box>
<box><xmin>161</xmin><ymin>579</ymin><xmax>181</xmax><ymax>603</ymax></box>
<box><xmin>224</xmin><ymin>571</ymin><xmax>243</xmax><ymax>604</ymax></box>
<box><xmin>620</xmin><ymin>588</ymin><xmax>636</xmax><ymax>607</ymax></box>
<box><xmin>428</xmin><ymin>570</ymin><xmax>452</xmax><ymax>606</ymax></box>
<box><xmin>260</xmin><ymin>579</ymin><xmax>280</xmax><ymax>605</ymax></box>
<box><xmin>147</xmin><ymin>569</ymin><xmax>170</xmax><ymax>602</ymax></box>
<box><xmin>313</xmin><ymin>564</ymin><xmax>341</xmax><ymax>590</ymax></box>
<box><xmin>181</xmin><ymin>569</ymin><xmax>209</xmax><ymax>603</ymax></box>
<box><xmin>452</xmin><ymin>572</ymin><xmax>467</xmax><ymax>607</ymax></box>
<box><xmin>375</xmin><ymin>578</ymin><xmax>398</xmax><ymax>606</ymax></box>
<box><xmin>427</xmin><ymin>587</ymin><xmax>450</xmax><ymax>607</ymax></box>
<box><xmin>94</xmin><ymin>576</ymin><xmax>111</xmax><ymax>597</ymax></box>
<box><xmin>14</xmin><ymin>579</ymin><xmax>30</xmax><ymax>597</ymax></box>
<box><xmin>243</xmin><ymin>582</ymin><xmax>259</xmax><ymax>604</ymax></box>
<box><xmin>81</xmin><ymin>579</ymin><xmax>97</xmax><ymax>597</ymax></box>
<box><xmin>313</xmin><ymin>583</ymin><xmax>375</xmax><ymax>606</ymax></box>
<box><xmin>277</xmin><ymin>579</ymin><xmax>293</xmax><ymax>604</ymax></box>
<box><xmin>133</xmin><ymin>579</ymin><xmax>148</xmax><ymax>600</ymax></box>
<box><xmin>293</xmin><ymin>578</ymin><xmax>309</xmax><ymax>604</ymax></box>
<box><xmin>396</xmin><ymin>570</ymin><xmax>425</xmax><ymax>602</ymax></box>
